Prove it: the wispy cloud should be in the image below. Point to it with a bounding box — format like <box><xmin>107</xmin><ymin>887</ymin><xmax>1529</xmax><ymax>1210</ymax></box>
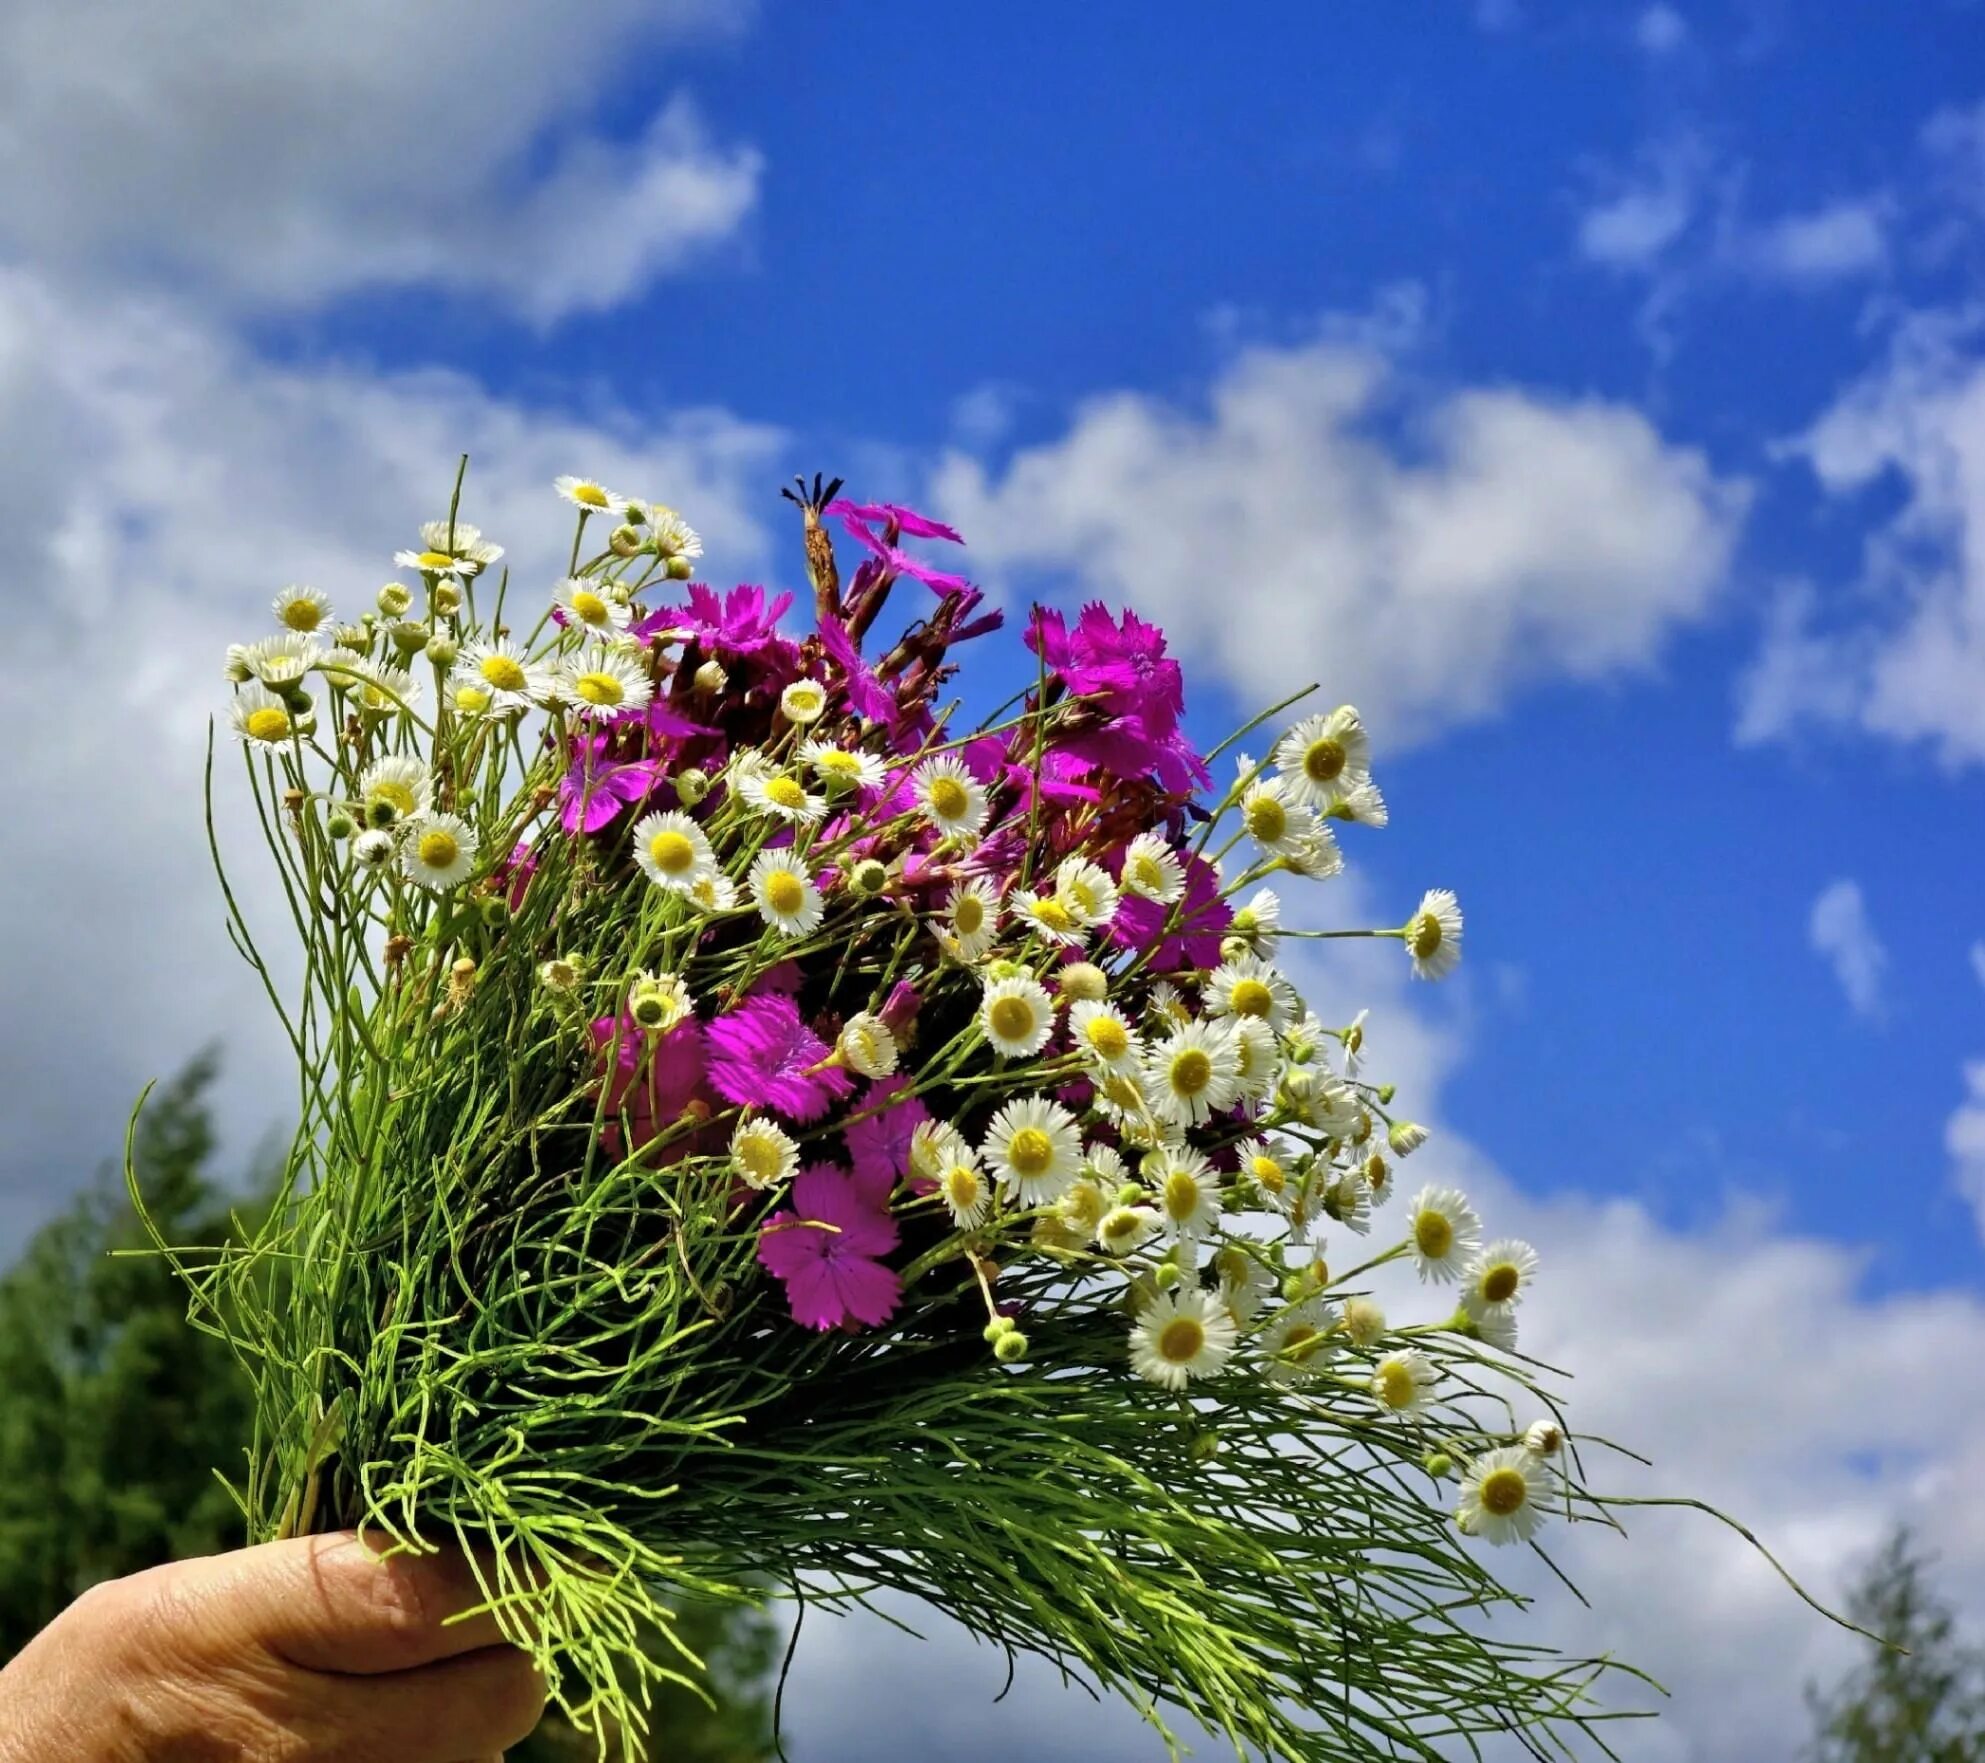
<box><xmin>1808</xmin><ymin>879</ymin><xmax>1889</xmax><ymax>1020</ymax></box>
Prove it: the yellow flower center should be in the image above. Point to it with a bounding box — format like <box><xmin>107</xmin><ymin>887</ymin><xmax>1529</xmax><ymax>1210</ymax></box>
<box><xmin>763</xmin><ymin>870</ymin><xmax>807</xmax><ymax>917</ymax></box>
<box><xmin>953</xmin><ymin>894</ymin><xmax>985</xmax><ymax>936</ymax></box>
<box><xmin>988</xmin><ymin>996</ymin><xmax>1037</xmax><ymax>1043</ymax></box>
<box><xmin>1303</xmin><ymin>737</ymin><xmax>1346</xmax><ymax>784</ymax></box>
<box><xmin>1169</xmin><ymin>1049</ymin><xmax>1213</xmax><ymax>1096</ymax></box>
<box><xmin>1414</xmin><ymin>1211</ymin><xmax>1454</xmax><ymax>1260</ymax></box>
<box><xmin>417</xmin><ymin>830</ymin><xmax>460</xmax><ymax>869</ymax></box>
<box><xmin>1031</xmin><ymin>898</ymin><xmax>1076</xmax><ymax>933</ymax></box>
<box><xmin>1100</xmin><ymin>1073</ymin><xmax>1144</xmax><ymax>1111</ymax></box>
<box><xmin>1157</xmin><ymin>1317</ymin><xmax>1206</xmax><ymax>1364</ymax></box>
<box><xmin>928</xmin><ymin>776</ymin><xmax>971</xmax><ymax>821</ymax></box>
<box><xmin>1480</xmin><ymin>1262</ymin><xmax>1521</xmax><ymax>1305</ymax></box>
<box><xmin>1245</xmin><ymin>794</ymin><xmax>1287</xmax><ymax>844</ymax></box>
<box><xmin>368</xmin><ymin>779</ymin><xmax>418</xmax><ymax>816</ymax></box>
<box><xmin>281</xmin><ymin>601</ymin><xmax>322</xmax><ymax>632</ymax></box>
<box><xmin>479</xmin><ymin>654</ymin><xmax>527</xmax><ymax>692</ymax></box>
<box><xmin>1085</xmin><ymin>1015</ymin><xmax>1129</xmax><ymax>1060</ymax></box>
<box><xmin>1162</xmin><ymin>1170</ymin><xmax>1201</xmax><ymax>1222</ymax></box>
<box><xmin>573</xmin><ymin>670</ymin><xmax>625</xmax><ymax>707</ymax></box>
<box><xmin>454</xmin><ymin>686</ymin><xmax>492</xmax><ymax>714</ymax></box>
<box><xmin>649</xmin><ymin>830</ymin><xmax>696</xmax><ymax>875</ymax></box>
<box><xmin>764</xmin><ymin>776</ymin><xmax>807</xmax><ymax>810</ymax></box>
<box><xmin>1228</xmin><ymin>977</ymin><xmax>1274</xmax><ymax>1018</ymax></box>
<box><xmin>737</xmin><ymin>1134</ymin><xmax>783</xmax><ymax>1184</ymax></box>
<box><xmin>1378</xmin><ymin>1361</ymin><xmax>1417</xmax><ymax>1410</ymax></box>
<box><xmin>571</xmin><ymin>482</ymin><xmax>611</xmax><ymax>508</ymax></box>
<box><xmin>1250</xmin><ymin>1156</ymin><xmax>1286</xmax><ymax>1195</ymax></box>
<box><xmin>244</xmin><ymin>706</ymin><xmax>291</xmax><ymax>743</ymax></box>
<box><xmin>1281</xmin><ymin>1324</ymin><xmax>1323</xmax><ymax>1364</ymax></box>
<box><xmin>1006</xmin><ymin>1127</ymin><xmax>1054</xmax><ymax>1178</ymax></box>
<box><xmin>943</xmin><ymin>1166</ymin><xmax>983</xmax><ymax>1212</ymax></box>
<box><xmin>1364</xmin><ymin>1155</ymin><xmax>1390</xmax><ymax>1197</ymax></box>
<box><xmin>1061</xmin><ymin>1181</ymin><xmax>1104</xmax><ymax>1229</ymax></box>
<box><xmin>416</xmin><ymin>551</ymin><xmax>456</xmax><ymax>570</ymax></box>
<box><xmin>570</xmin><ymin>590</ymin><xmax>610</xmax><ymax>624</ymax></box>
<box><xmin>1130</xmin><ymin>854</ymin><xmax>1167</xmax><ymax>891</ymax></box>
<box><xmin>1065</xmin><ymin>878</ymin><xmax>1103</xmax><ymax>916</ymax></box>
<box><xmin>786</xmin><ymin>686</ymin><xmax>823</xmax><ymax>715</ymax></box>
<box><xmin>1409</xmin><ymin>913</ymin><xmax>1444</xmax><ymax>959</ymax></box>
<box><xmin>817</xmin><ymin>750</ymin><xmax>861</xmax><ymax>778</ymax></box>
<box><xmin>1101</xmin><ymin>1209</ymin><xmax>1142</xmax><ymax>1246</ymax></box>
<box><xmin>1479</xmin><ymin>1467</ymin><xmax>1529</xmax><ymax>1518</ymax></box>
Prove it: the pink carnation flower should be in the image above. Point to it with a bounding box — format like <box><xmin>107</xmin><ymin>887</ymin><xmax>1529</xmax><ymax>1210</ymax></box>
<box><xmin>703</xmin><ymin>994</ymin><xmax>853</xmax><ymax>1123</ymax></box>
<box><xmin>757</xmin><ymin>1163</ymin><xmax>901</xmax><ymax>1331</ymax></box>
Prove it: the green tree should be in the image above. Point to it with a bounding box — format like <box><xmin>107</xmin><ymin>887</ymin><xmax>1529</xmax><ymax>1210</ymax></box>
<box><xmin>1807</xmin><ymin>1527</ymin><xmax>1985</xmax><ymax>1762</ymax></box>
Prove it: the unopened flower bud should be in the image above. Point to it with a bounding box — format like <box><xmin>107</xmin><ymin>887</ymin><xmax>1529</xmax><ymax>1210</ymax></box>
<box><xmin>1058</xmin><ymin>961</ymin><xmax>1108</xmax><ymax>1003</ymax></box>
<box><xmin>609</xmin><ymin>523</ymin><xmax>645</xmax><ymax>557</ymax></box>
<box><xmin>665</xmin><ymin>554</ymin><xmax>695</xmax><ymax>580</ymax></box>
<box><xmin>1388</xmin><ymin>1119</ymin><xmax>1428</xmax><ymax>1156</ymax></box>
<box><xmin>1152</xmin><ymin>1262</ymin><xmax>1183</xmax><ymax>1292</ymax></box>
<box><xmin>992</xmin><ymin>1329</ymin><xmax>1029</xmax><ymax>1363</ymax></box>
<box><xmin>279</xmin><ymin>683</ymin><xmax>314</xmax><ymax>714</ymax></box>
<box><xmin>1220</xmin><ymin>935</ymin><xmax>1252</xmax><ymax>964</ymax></box>
<box><xmin>335</xmin><ymin>623</ymin><xmax>372</xmax><ymax>649</ymax></box>
<box><xmin>1524</xmin><ymin>1420</ymin><xmax>1565</xmax><ymax>1459</ymax></box>
<box><xmin>981</xmin><ymin>1315</ymin><xmax>1016</xmax><ymax>1343</ymax></box>
<box><xmin>324</xmin><ymin>810</ymin><xmax>357</xmax><ymax>841</ymax></box>
<box><xmin>224</xmin><ymin>645</ymin><xmax>254</xmax><ymax>683</ymax></box>
<box><xmin>538</xmin><ymin>956</ymin><xmax>584</xmax><ymax>993</ymax></box>
<box><xmin>850</xmin><ymin>858</ymin><xmax>889</xmax><ymax>897</ymax></box>
<box><xmin>353</xmin><ymin>830</ymin><xmax>394</xmax><ymax>869</ymax></box>
<box><xmin>675</xmin><ymin>767</ymin><xmax>710</xmax><ymax>808</ymax></box>
<box><xmin>693</xmin><ymin>659</ymin><xmax>728</xmax><ymax>694</ymax></box>
<box><xmin>1188</xmin><ymin>1429</ymin><xmax>1221</xmax><ymax>1464</ymax></box>
<box><xmin>447</xmin><ymin>956</ymin><xmax>478</xmax><ymax>1003</ymax></box>
<box><xmin>425</xmin><ymin>633</ymin><xmax>459</xmax><ymax>666</ymax></box>
<box><xmin>477</xmin><ymin>895</ymin><xmax>508</xmax><ymax>927</ymax></box>
<box><xmin>377</xmin><ymin>582</ymin><xmax>413</xmax><ymax>616</ymax></box>
<box><xmin>430</xmin><ymin>582</ymin><xmax>462</xmax><ymax>617</ymax></box>
<box><xmin>984</xmin><ymin>958</ymin><xmax>1025</xmax><ymax>983</ymax></box>
<box><xmin>1422</xmin><ymin>1451</ymin><xmax>1454</xmax><ymax>1480</ymax></box>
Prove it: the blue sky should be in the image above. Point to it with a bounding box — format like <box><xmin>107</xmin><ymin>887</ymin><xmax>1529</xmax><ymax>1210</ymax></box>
<box><xmin>3</xmin><ymin>3</ymin><xmax>1985</xmax><ymax>1756</ymax></box>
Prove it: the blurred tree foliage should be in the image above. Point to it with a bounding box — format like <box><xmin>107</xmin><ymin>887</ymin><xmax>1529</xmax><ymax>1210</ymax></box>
<box><xmin>1807</xmin><ymin>1527</ymin><xmax>1985</xmax><ymax>1763</ymax></box>
<box><xmin>0</xmin><ymin>1054</ymin><xmax>780</xmax><ymax>1762</ymax></box>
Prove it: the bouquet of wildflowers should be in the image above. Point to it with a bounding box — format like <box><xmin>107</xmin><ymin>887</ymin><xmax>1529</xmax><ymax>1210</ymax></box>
<box><xmin>163</xmin><ymin>464</ymin><xmax>1811</xmax><ymax>1759</ymax></box>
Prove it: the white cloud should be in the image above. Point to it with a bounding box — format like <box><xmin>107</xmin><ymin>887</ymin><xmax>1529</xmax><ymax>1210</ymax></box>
<box><xmin>1972</xmin><ymin>940</ymin><xmax>1985</xmax><ymax>991</ymax></box>
<box><xmin>1579</xmin><ymin>183</ymin><xmax>1697</xmax><ymax>269</ymax></box>
<box><xmin>1744</xmin><ymin>199</ymin><xmax>1890</xmax><ymax>283</ymax></box>
<box><xmin>1808</xmin><ymin>879</ymin><xmax>1889</xmax><ymax>1019</ymax></box>
<box><xmin>932</xmin><ymin>325</ymin><xmax>1748</xmax><ymax>747</ymax></box>
<box><xmin>1737</xmin><ymin>307</ymin><xmax>1985</xmax><ymax>763</ymax></box>
<box><xmin>1635</xmin><ymin>5</ymin><xmax>1690</xmax><ymax>54</ymax></box>
<box><xmin>0</xmin><ymin>265</ymin><xmax>783</xmax><ymax>1249</ymax></box>
<box><xmin>1950</xmin><ymin>1062</ymin><xmax>1985</xmax><ymax>1247</ymax></box>
<box><xmin>0</xmin><ymin>0</ymin><xmax>761</xmax><ymax>323</ymax></box>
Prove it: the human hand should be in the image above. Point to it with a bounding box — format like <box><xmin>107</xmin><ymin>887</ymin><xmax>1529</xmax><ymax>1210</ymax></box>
<box><xmin>0</xmin><ymin>1532</ymin><xmax>546</xmax><ymax>1762</ymax></box>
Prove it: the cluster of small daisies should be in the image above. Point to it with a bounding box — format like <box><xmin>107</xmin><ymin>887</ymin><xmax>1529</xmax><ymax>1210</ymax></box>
<box><xmin>220</xmin><ymin>474</ymin><xmax>1565</xmax><ymax>1551</ymax></box>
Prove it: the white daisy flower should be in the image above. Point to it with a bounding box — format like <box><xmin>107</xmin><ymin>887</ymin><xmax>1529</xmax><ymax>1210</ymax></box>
<box><xmin>418</xmin><ymin>520</ymin><xmax>502</xmax><ymax>575</ymax></box>
<box><xmin>555</xmin><ymin>475</ymin><xmax>627</xmax><ymax>518</ymax></box>
<box><xmin>628</xmin><ymin>969</ymin><xmax>693</xmax><ymax>1034</ymax></box>
<box><xmin>1261</xmin><ymin>1301</ymin><xmax>1336</xmax><ymax>1386</ymax></box>
<box><xmin>1403</xmin><ymin>888</ymin><xmax>1464</xmax><ymax>981</ymax></box>
<box><xmin>1326</xmin><ymin>1169</ymin><xmax>1373</xmax><ymax>1237</ymax></box>
<box><xmin>1456</xmin><ymin>1446</ymin><xmax>1551</xmax><ymax>1545</ymax></box>
<box><xmin>913</xmin><ymin>756</ymin><xmax>989</xmax><ymax>839</ymax></box>
<box><xmin>1053</xmin><ymin>856</ymin><xmax>1120</xmax><ymax>929</ymax></box>
<box><xmin>1228</xmin><ymin>886</ymin><xmax>1282</xmax><ymax>952</ymax></box>
<box><xmin>358</xmin><ymin>756</ymin><xmax>431</xmax><ymax>826</ymax></box>
<box><xmin>940</xmin><ymin>876</ymin><xmax>1001</xmax><ymax>962</ymax></box>
<box><xmin>1283</xmin><ymin>822</ymin><xmax>1344</xmax><ymax>880</ymax></box>
<box><xmin>1371</xmin><ymin>1348</ymin><xmax>1438</xmax><ymax>1417</ymax></box>
<box><xmin>936</xmin><ymin>1150</ymin><xmax>993</xmax><ymax>1229</ymax></box>
<box><xmin>240</xmin><ymin>633</ymin><xmax>319</xmax><ymax>689</ymax></box>
<box><xmin>561</xmin><ymin>648</ymin><xmax>653</xmax><ymax>720</ymax></box>
<box><xmin>1361</xmin><ymin>1149</ymin><xmax>1396</xmax><ymax>1210</ymax></box>
<box><xmin>1342</xmin><ymin>1297</ymin><xmax>1386</xmax><ymax>1349</ymax></box>
<box><xmin>907</xmin><ymin>1119</ymin><xmax>973</xmax><ymax>1190</ymax></box>
<box><xmin>1239</xmin><ymin>1138</ymin><xmax>1296</xmax><ymax>1214</ymax></box>
<box><xmin>272</xmin><ymin>585</ymin><xmax>332</xmax><ymax>636</ymax></box>
<box><xmin>981</xmin><ymin>1095</ymin><xmax>1083</xmax><ymax>1205</ymax></box>
<box><xmin>1014</xmin><ymin>890</ymin><xmax>1087</xmax><ymax>946</ymax></box>
<box><xmin>1146</xmin><ymin>982</ymin><xmax>1192</xmax><ymax>1028</ymax></box>
<box><xmin>740</xmin><ymin>768</ymin><xmax>827</xmax><ymax>825</ymax></box>
<box><xmin>779</xmin><ymin>678</ymin><xmax>828</xmax><ymax>725</ymax></box>
<box><xmin>1462</xmin><ymin>1239</ymin><xmax>1539</xmax><ymax>1321</ymax></box>
<box><xmin>1151</xmin><ymin>1147</ymin><xmax>1221</xmax><ymax>1241</ymax></box>
<box><xmin>352</xmin><ymin>828</ymin><xmax>395</xmax><ymax>870</ymax></box>
<box><xmin>1273</xmin><ymin>706</ymin><xmax>1372</xmax><ymax>809</ymax></box>
<box><xmin>1227</xmin><ymin>1017</ymin><xmax>1280</xmax><ymax>1104</ymax></box>
<box><xmin>1069</xmin><ymin>998</ymin><xmax>1141</xmax><ymax>1076</ymax></box>
<box><xmin>979</xmin><ymin>972</ymin><xmax>1054</xmax><ymax>1058</ymax></box>
<box><xmin>1327</xmin><ymin>779</ymin><xmax>1390</xmax><ymax>827</ymax></box>
<box><xmin>1523</xmin><ymin>1419</ymin><xmax>1566</xmax><ymax>1460</ymax></box>
<box><xmin>631</xmin><ymin>810</ymin><xmax>717</xmax><ymax>895</ymax></box>
<box><xmin>1146</xmin><ymin>1018</ymin><xmax>1242</xmax><ymax>1127</ymax></box>
<box><xmin>1058</xmin><ymin>1178</ymin><xmax>1108</xmax><ymax>1236</ymax></box>
<box><xmin>1118</xmin><ymin>833</ymin><xmax>1186</xmax><ymax>904</ymax></box>
<box><xmin>1129</xmin><ymin>1287</ymin><xmax>1238</xmax><ymax>1391</ymax></box>
<box><xmin>802</xmin><ymin>740</ymin><xmax>887</xmax><ymax>792</ymax></box>
<box><xmin>1089</xmin><ymin>1068</ymin><xmax>1160</xmax><ymax>1136</ymax></box>
<box><xmin>1239</xmin><ymin>775</ymin><xmax>1322</xmax><ymax>859</ymax></box>
<box><xmin>747</xmin><ymin>851</ymin><xmax>823</xmax><ymax>937</ymax></box>
<box><xmin>553</xmin><ymin>577</ymin><xmax>631</xmax><ymax>640</ymax></box>
<box><xmin>1389</xmin><ymin>1119</ymin><xmax>1430</xmax><ymax>1158</ymax></box>
<box><xmin>1097</xmin><ymin>1203</ymin><xmax>1160</xmax><ymax>1256</ymax></box>
<box><xmin>400</xmin><ymin>812</ymin><xmax>478</xmax><ymax>891</ymax></box>
<box><xmin>837</xmin><ymin>1011</ymin><xmax>899</xmax><ymax>1080</ymax></box>
<box><xmin>1472</xmin><ymin>1305</ymin><xmax>1521</xmax><ymax>1353</ymax></box>
<box><xmin>648</xmin><ymin>508</ymin><xmax>702</xmax><ymax>561</ymax></box>
<box><xmin>1211</xmin><ymin>1245</ymin><xmax>1276</xmax><ymax>1324</ymax></box>
<box><xmin>1081</xmin><ymin>1142</ymin><xmax>1130</xmax><ymax>1189</ymax></box>
<box><xmin>687</xmin><ymin>871</ymin><xmax>739</xmax><ymax>914</ymax></box>
<box><xmin>452</xmin><ymin>640</ymin><xmax>548</xmax><ymax>713</ymax></box>
<box><xmin>393</xmin><ymin>545</ymin><xmax>469</xmax><ymax>579</ymax></box>
<box><xmin>732</xmin><ymin>1118</ymin><xmax>799</xmax><ymax>1191</ymax></box>
<box><xmin>230</xmin><ymin>683</ymin><xmax>297</xmax><ymax>747</ymax></box>
<box><xmin>1408</xmin><ymin>1185</ymin><xmax>1482</xmax><ymax>1284</ymax></box>
<box><xmin>1203</xmin><ymin>953</ymin><xmax>1299</xmax><ymax>1030</ymax></box>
